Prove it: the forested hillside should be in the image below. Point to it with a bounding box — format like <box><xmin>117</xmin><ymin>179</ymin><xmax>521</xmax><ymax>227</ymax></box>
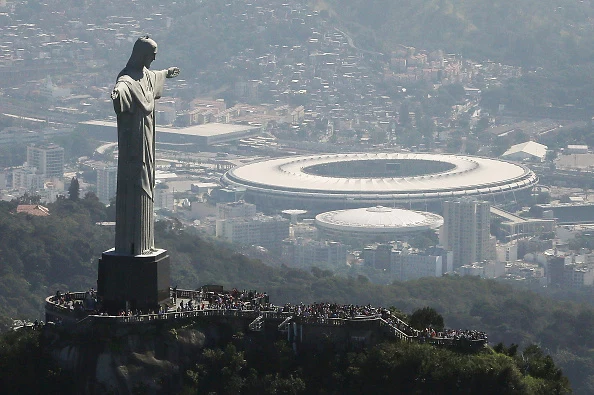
<box><xmin>0</xmin><ymin>325</ymin><xmax>570</xmax><ymax>394</ymax></box>
<box><xmin>1</xmin><ymin>201</ymin><xmax>594</xmax><ymax>391</ymax></box>
<box><xmin>0</xmin><ymin>198</ymin><xmax>111</xmax><ymax>326</ymax></box>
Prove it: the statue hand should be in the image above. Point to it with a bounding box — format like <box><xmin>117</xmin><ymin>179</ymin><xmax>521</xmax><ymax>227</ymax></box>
<box><xmin>167</xmin><ymin>67</ymin><xmax>180</xmax><ymax>78</ymax></box>
<box><xmin>110</xmin><ymin>89</ymin><xmax>120</xmax><ymax>100</ymax></box>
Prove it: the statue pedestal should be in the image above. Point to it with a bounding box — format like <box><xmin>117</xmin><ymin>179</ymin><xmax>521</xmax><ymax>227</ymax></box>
<box><xmin>97</xmin><ymin>248</ymin><xmax>170</xmax><ymax>313</ymax></box>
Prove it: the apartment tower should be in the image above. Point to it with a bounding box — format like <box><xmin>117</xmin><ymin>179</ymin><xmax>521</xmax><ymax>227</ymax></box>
<box><xmin>26</xmin><ymin>143</ymin><xmax>64</xmax><ymax>179</ymax></box>
<box><xmin>442</xmin><ymin>198</ymin><xmax>491</xmax><ymax>268</ymax></box>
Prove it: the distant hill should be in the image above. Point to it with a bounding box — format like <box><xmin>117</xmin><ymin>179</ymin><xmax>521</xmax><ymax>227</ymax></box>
<box><xmin>322</xmin><ymin>0</ymin><xmax>594</xmax><ymax>68</ymax></box>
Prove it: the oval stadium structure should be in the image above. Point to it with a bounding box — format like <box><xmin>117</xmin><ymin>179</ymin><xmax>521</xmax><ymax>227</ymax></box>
<box><xmin>315</xmin><ymin>206</ymin><xmax>444</xmax><ymax>244</ymax></box>
<box><xmin>221</xmin><ymin>153</ymin><xmax>538</xmax><ymax>212</ymax></box>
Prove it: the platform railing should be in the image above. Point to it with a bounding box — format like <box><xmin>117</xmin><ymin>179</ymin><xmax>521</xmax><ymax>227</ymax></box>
<box><xmin>45</xmin><ymin>290</ymin><xmax>487</xmax><ymax>347</ymax></box>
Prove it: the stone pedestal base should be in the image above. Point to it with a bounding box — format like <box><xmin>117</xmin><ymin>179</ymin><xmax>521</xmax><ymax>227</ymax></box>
<box><xmin>97</xmin><ymin>248</ymin><xmax>170</xmax><ymax>313</ymax></box>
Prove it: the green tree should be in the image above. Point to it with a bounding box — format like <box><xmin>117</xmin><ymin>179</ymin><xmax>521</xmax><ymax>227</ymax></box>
<box><xmin>442</xmin><ymin>83</ymin><xmax>466</xmax><ymax>102</ymax></box>
<box><xmin>546</xmin><ymin>149</ymin><xmax>558</xmax><ymax>162</ymax></box>
<box><xmin>15</xmin><ymin>193</ymin><xmax>41</xmax><ymax>205</ymax></box>
<box><xmin>409</xmin><ymin>306</ymin><xmax>444</xmax><ymax>331</ymax></box>
<box><xmin>0</xmin><ymin>328</ymin><xmax>74</xmax><ymax>393</ymax></box>
<box><xmin>474</xmin><ymin>116</ymin><xmax>491</xmax><ymax>135</ymax></box>
<box><xmin>68</xmin><ymin>177</ymin><xmax>80</xmax><ymax>201</ymax></box>
<box><xmin>409</xmin><ymin>230</ymin><xmax>439</xmax><ymax>249</ymax></box>
<box><xmin>519</xmin><ymin>344</ymin><xmax>571</xmax><ymax>393</ymax></box>
<box><xmin>185</xmin><ymin>344</ymin><xmax>247</xmax><ymax>393</ymax></box>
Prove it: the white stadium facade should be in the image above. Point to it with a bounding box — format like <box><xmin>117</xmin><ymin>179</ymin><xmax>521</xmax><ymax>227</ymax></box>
<box><xmin>221</xmin><ymin>153</ymin><xmax>539</xmax><ymax>212</ymax></box>
<box><xmin>315</xmin><ymin>206</ymin><xmax>444</xmax><ymax>244</ymax></box>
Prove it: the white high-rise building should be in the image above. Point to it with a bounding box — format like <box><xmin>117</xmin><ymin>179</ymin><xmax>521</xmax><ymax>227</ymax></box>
<box><xmin>12</xmin><ymin>165</ymin><xmax>44</xmax><ymax>191</ymax></box>
<box><xmin>282</xmin><ymin>239</ymin><xmax>348</xmax><ymax>268</ymax></box>
<box><xmin>216</xmin><ymin>214</ymin><xmax>289</xmax><ymax>252</ymax></box>
<box><xmin>97</xmin><ymin>166</ymin><xmax>117</xmax><ymax>204</ymax></box>
<box><xmin>442</xmin><ymin>199</ymin><xmax>492</xmax><ymax>268</ymax></box>
<box><xmin>26</xmin><ymin>143</ymin><xmax>64</xmax><ymax>179</ymax></box>
<box><xmin>495</xmin><ymin>241</ymin><xmax>518</xmax><ymax>263</ymax></box>
<box><xmin>361</xmin><ymin>243</ymin><xmax>453</xmax><ymax>281</ymax></box>
<box><xmin>391</xmin><ymin>250</ymin><xmax>444</xmax><ymax>281</ymax></box>
<box><xmin>155</xmin><ymin>185</ymin><xmax>175</xmax><ymax>211</ymax></box>
<box><xmin>216</xmin><ymin>200</ymin><xmax>257</xmax><ymax>220</ymax></box>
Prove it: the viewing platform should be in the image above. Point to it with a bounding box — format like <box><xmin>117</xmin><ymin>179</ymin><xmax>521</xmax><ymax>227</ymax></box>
<box><xmin>45</xmin><ymin>286</ymin><xmax>487</xmax><ymax>352</ymax></box>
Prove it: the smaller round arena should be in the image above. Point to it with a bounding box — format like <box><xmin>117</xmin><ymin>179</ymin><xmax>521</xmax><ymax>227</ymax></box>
<box><xmin>315</xmin><ymin>206</ymin><xmax>444</xmax><ymax>244</ymax></box>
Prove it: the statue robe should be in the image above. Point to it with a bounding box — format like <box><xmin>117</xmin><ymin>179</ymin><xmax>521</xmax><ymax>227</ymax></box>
<box><xmin>112</xmin><ymin>67</ymin><xmax>167</xmax><ymax>255</ymax></box>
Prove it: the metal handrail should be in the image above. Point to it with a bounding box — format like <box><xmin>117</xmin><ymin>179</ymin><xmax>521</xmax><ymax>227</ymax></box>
<box><xmin>45</xmin><ymin>291</ymin><xmax>487</xmax><ymax>347</ymax></box>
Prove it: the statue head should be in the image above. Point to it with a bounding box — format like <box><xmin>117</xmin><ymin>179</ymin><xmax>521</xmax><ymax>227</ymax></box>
<box><xmin>126</xmin><ymin>36</ymin><xmax>158</xmax><ymax>70</ymax></box>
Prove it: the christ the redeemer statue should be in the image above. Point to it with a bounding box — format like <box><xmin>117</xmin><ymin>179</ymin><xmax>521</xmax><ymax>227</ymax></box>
<box><xmin>98</xmin><ymin>36</ymin><xmax>177</xmax><ymax>313</ymax></box>
<box><xmin>110</xmin><ymin>36</ymin><xmax>179</xmax><ymax>256</ymax></box>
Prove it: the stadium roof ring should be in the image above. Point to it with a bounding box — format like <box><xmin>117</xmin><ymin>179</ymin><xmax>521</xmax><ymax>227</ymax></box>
<box><xmin>221</xmin><ymin>153</ymin><xmax>539</xmax><ymax>211</ymax></box>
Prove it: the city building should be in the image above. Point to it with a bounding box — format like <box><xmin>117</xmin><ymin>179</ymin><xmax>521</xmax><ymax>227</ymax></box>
<box><xmin>212</xmin><ymin>187</ymin><xmax>246</xmax><ymax>204</ymax></box>
<box><xmin>500</xmin><ymin>141</ymin><xmax>547</xmax><ymax>162</ymax></box>
<box><xmin>424</xmin><ymin>246</ymin><xmax>454</xmax><ymax>276</ymax></box>
<box><xmin>362</xmin><ymin>242</ymin><xmax>453</xmax><ymax>281</ymax></box>
<box><xmin>363</xmin><ymin>243</ymin><xmax>394</xmax><ymax>271</ymax></box>
<box><xmin>459</xmin><ymin>261</ymin><xmax>506</xmax><ymax>279</ymax></box>
<box><xmin>12</xmin><ymin>165</ymin><xmax>44</xmax><ymax>191</ymax></box>
<box><xmin>562</xmin><ymin>264</ymin><xmax>594</xmax><ymax>288</ymax></box>
<box><xmin>547</xmin><ymin>256</ymin><xmax>566</xmax><ymax>286</ymax></box>
<box><xmin>391</xmin><ymin>249</ymin><xmax>448</xmax><ymax>282</ymax></box>
<box><xmin>39</xmin><ymin>180</ymin><xmax>62</xmax><ymax>203</ymax></box>
<box><xmin>154</xmin><ymin>185</ymin><xmax>175</xmax><ymax>212</ymax></box>
<box><xmin>566</xmin><ymin>144</ymin><xmax>588</xmax><ymax>154</ymax></box>
<box><xmin>97</xmin><ymin>166</ymin><xmax>117</xmax><ymax>204</ymax></box>
<box><xmin>291</xmin><ymin>221</ymin><xmax>319</xmax><ymax>239</ymax></box>
<box><xmin>442</xmin><ymin>199</ymin><xmax>493</xmax><ymax>268</ymax></box>
<box><xmin>547</xmin><ymin>252</ymin><xmax>594</xmax><ymax>288</ymax></box>
<box><xmin>504</xmin><ymin>261</ymin><xmax>545</xmax><ymax>283</ymax></box>
<box><xmin>282</xmin><ymin>238</ymin><xmax>348</xmax><ymax>268</ymax></box>
<box><xmin>216</xmin><ymin>214</ymin><xmax>289</xmax><ymax>252</ymax></box>
<box><xmin>26</xmin><ymin>143</ymin><xmax>64</xmax><ymax>179</ymax></box>
<box><xmin>495</xmin><ymin>241</ymin><xmax>518</xmax><ymax>263</ymax></box>
<box><xmin>532</xmin><ymin>203</ymin><xmax>594</xmax><ymax>225</ymax></box>
<box><xmin>216</xmin><ymin>200</ymin><xmax>257</xmax><ymax>220</ymax></box>
<box><xmin>191</xmin><ymin>182</ymin><xmax>219</xmax><ymax>195</ymax></box>
<box><xmin>491</xmin><ymin>206</ymin><xmax>555</xmax><ymax>241</ymax></box>
<box><xmin>82</xmin><ymin>121</ymin><xmax>261</xmax><ymax>148</ymax></box>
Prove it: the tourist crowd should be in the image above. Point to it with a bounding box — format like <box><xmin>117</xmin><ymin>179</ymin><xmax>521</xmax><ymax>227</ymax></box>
<box><xmin>420</xmin><ymin>327</ymin><xmax>488</xmax><ymax>342</ymax></box>
<box><xmin>48</xmin><ymin>287</ymin><xmax>487</xmax><ymax>346</ymax></box>
<box><xmin>280</xmin><ymin>302</ymin><xmax>384</xmax><ymax>320</ymax></box>
<box><xmin>52</xmin><ymin>289</ymin><xmax>97</xmax><ymax>313</ymax></box>
<box><xmin>203</xmin><ymin>288</ymin><xmax>270</xmax><ymax>311</ymax></box>
<box><xmin>278</xmin><ymin>302</ymin><xmax>423</xmax><ymax>338</ymax></box>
